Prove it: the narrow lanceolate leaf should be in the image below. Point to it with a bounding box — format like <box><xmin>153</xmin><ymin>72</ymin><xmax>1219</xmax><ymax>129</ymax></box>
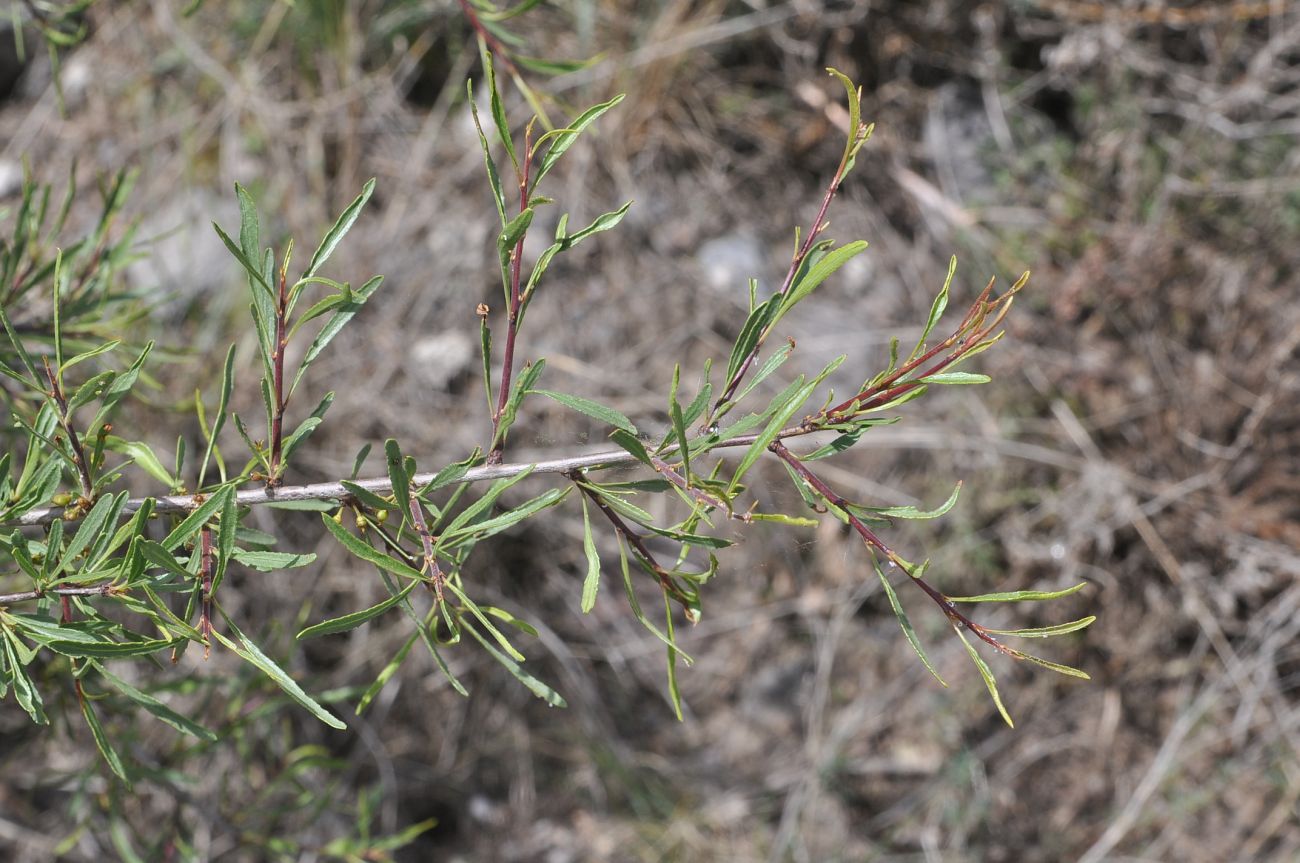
<box><xmin>304</xmin><ymin>178</ymin><xmax>375</xmax><ymax>279</ymax></box>
<box><xmin>1004</xmin><ymin>646</ymin><xmax>1092</xmax><ymax>679</ymax></box>
<box><xmin>953</xmin><ymin>625</ymin><xmax>1013</xmax><ymax>728</ymax></box>
<box><xmin>161</xmin><ymin>484</ymin><xmax>234</xmax><ymax>553</ymax></box>
<box><xmin>876</xmin><ymin>561</ymin><xmax>946</xmax><ymax>687</ymax></box>
<box><xmin>105</xmin><ymin>437</ymin><xmax>178</xmax><ymax>487</ymax></box>
<box><xmin>484</xmin><ymin>52</ymin><xmax>517</xmax><ymax>171</ymax></box>
<box><xmin>3</xmin><ymin>634</ymin><xmax>46</xmax><ymax>724</ymax></box>
<box><xmin>725</xmin><ymin>295</ymin><xmax>781</xmax><ymax>383</ymax></box>
<box><xmin>916</xmin><ymin>372</ymin><xmax>991</xmax><ymax>386</ymax></box>
<box><xmin>231</xmin><ymin>550</ymin><xmax>317</xmax><ymax>571</ymax></box>
<box><xmin>910</xmin><ymin>255</ymin><xmax>956</xmax><ymax>361</ymax></box>
<box><xmin>290</xmin><ymin>274</ymin><xmax>383</xmax><ymax>398</ymax></box>
<box><xmin>984</xmin><ymin>616</ymin><xmax>1097</xmax><ymax>639</ymax></box>
<box><xmin>297</xmin><ymin>580</ymin><xmax>419</xmax><ymax>640</ymax></box>
<box><xmin>462</xmin><ymin>621</ymin><xmax>566</xmax><ymax>708</ymax></box>
<box><xmin>439</xmin><ymin>488</ymin><xmax>568</xmax><ymax>548</ymax></box>
<box><xmin>580</xmin><ymin>495</ymin><xmax>601</xmax><ymax>613</ymax></box>
<box><xmin>868</xmin><ymin>482</ymin><xmax>962</xmax><ymax>521</ymax></box>
<box><xmin>776</xmin><ymin>240</ymin><xmax>869</xmax><ymax>325</ymax></box>
<box><xmin>728</xmin><ymin>377</ymin><xmax>815</xmax><ymax>493</ymax></box>
<box><xmin>320</xmin><ymin>513</ymin><xmax>424</xmax><ymax>581</ymax></box>
<box><xmin>213</xmin><ymin>612</ymin><xmax>347</xmax><ymax>730</ymax></box>
<box><xmin>58</xmin><ymin>492</ymin><xmax>124</xmax><ymax>575</ymax></box>
<box><xmin>467</xmin><ymin>80</ymin><xmax>507</xmax><ymax>224</ymax></box>
<box><xmin>664</xmin><ymin>590</ymin><xmax>684</xmax><ymax>722</ymax></box>
<box><xmin>530</xmin><ymin>389</ymin><xmax>637</xmax><ymax>435</ymax></box>
<box><xmin>45</xmin><ymin>638</ymin><xmax>173</xmax><ymax>658</ymax></box>
<box><xmin>533</xmin><ymin>94</ymin><xmax>626</xmax><ymax>189</ymax></box>
<box><xmin>946</xmin><ymin>583</ymin><xmax>1088</xmax><ymax>603</ymax></box>
<box><xmin>88</xmin><ymin>341</ymin><xmax>153</xmax><ymax>432</ymax></box>
<box><xmin>198</xmin><ymin>344</ymin><xmax>236</xmax><ymax>486</ymax></box>
<box><xmin>80</xmin><ymin>693</ymin><xmax>130</xmax><ymax>784</ymax></box>
<box><xmin>385</xmin><ymin>439</ymin><xmax>414</xmax><ymax>526</ymax></box>
<box><xmin>560</xmin><ymin>202</ymin><xmax>632</xmax><ymax>249</ymax></box>
<box><xmin>96</xmin><ymin>665</ymin><xmax>218</xmax><ymax>741</ymax></box>
<box><xmin>827</xmin><ymin>67</ymin><xmax>864</xmax><ymax>167</ymax></box>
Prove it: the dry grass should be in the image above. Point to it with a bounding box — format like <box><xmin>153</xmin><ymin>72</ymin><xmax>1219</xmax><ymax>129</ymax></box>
<box><xmin>1</xmin><ymin>1</ymin><xmax>1297</xmax><ymax>860</ymax></box>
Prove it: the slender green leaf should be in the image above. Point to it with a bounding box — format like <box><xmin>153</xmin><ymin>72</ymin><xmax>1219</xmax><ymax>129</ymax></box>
<box><xmin>953</xmin><ymin>626</ymin><xmax>1013</xmax><ymax>728</ymax></box>
<box><xmin>385</xmin><ymin>439</ymin><xmax>413</xmax><ymax>526</ymax></box>
<box><xmin>159</xmin><ymin>485</ymin><xmax>233</xmax><ymax>553</ymax></box>
<box><xmin>213</xmin><ymin>611</ymin><xmax>347</xmax><ymax>729</ymax></box>
<box><xmin>534</xmin><ymin>94</ymin><xmax>625</xmax><ymax>189</ymax></box>
<box><xmin>917</xmin><ymin>372</ymin><xmax>990</xmax><ymax>386</ymax></box>
<box><xmin>97</xmin><ymin>665</ymin><xmax>218</xmax><ymax>741</ymax></box>
<box><xmin>297</xmin><ymin>580</ymin><xmax>419</xmax><ymax>640</ymax></box>
<box><xmin>775</xmin><ymin>240</ymin><xmax>868</xmax><ymax>326</ymax></box>
<box><xmin>467</xmin><ymin>80</ymin><xmax>507</xmax><ymax>225</ymax></box>
<box><xmin>290</xmin><ymin>274</ymin><xmax>383</xmax><ymax>398</ymax></box>
<box><xmin>580</xmin><ymin>495</ymin><xmax>601</xmax><ymax>613</ymax></box>
<box><xmin>462</xmin><ymin>621</ymin><xmax>566</xmax><ymax>708</ymax></box>
<box><xmin>80</xmin><ymin>692</ymin><xmax>130</xmax><ymax>783</ymax></box>
<box><xmin>985</xmin><ymin>616</ymin><xmax>1097</xmax><ymax>639</ymax></box>
<box><xmin>104</xmin><ymin>437</ymin><xmax>178</xmax><ymax>487</ymax></box>
<box><xmin>530</xmin><ymin>389</ymin><xmax>636</xmax><ymax>434</ymax></box>
<box><xmin>876</xmin><ymin>561</ymin><xmax>946</xmax><ymax>687</ymax></box>
<box><xmin>946</xmin><ymin>583</ymin><xmax>1088</xmax><ymax>603</ymax></box>
<box><xmin>560</xmin><ymin>202</ymin><xmax>632</xmax><ymax>249</ymax></box>
<box><xmin>321</xmin><ymin>513</ymin><xmax>424</xmax><ymax>580</ymax></box>
<box><xmin>909</xmin><ymin>255</ymin><xmax>955</xmax><ymax>361</ymax></box>
<box><xmin>231</xmin><ymin>550</ymin><xmax>317</xmax><ymax>571</ymax></box>
<box><xmin>304</xmin><ymin>178</ymin><xmax>375</xmax><ymax>279</ymax></box>
<box><xmin>198</xmin><ymin>345</ymin><xmax>236</xmax><ymax>487</ymax></box>
<box><xmin>869</xmin><ymin>482</ymin><xmax>962</xmax><ymax>520</ymax></box>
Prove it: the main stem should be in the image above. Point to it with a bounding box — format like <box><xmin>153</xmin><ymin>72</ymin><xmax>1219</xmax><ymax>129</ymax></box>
<box><xmin>488</xmin><ymin>123</ymin><xmax>534</xmax><ymax>465</ymax></box>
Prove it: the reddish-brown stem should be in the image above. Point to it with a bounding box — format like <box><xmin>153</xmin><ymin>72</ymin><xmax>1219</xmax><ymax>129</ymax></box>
<box><xmin>407</xmin><ymin>490</ymin><xmax>445</xmax><ymax>604</ymax></box>
<box><xmin>648</xmin><ymin>454</ymin><xmax>750</xmax><ymax>522</ymax></box>
<box><xmin>456</xmin><ymin>0</ymin><xmax>527</xmax><ymax>84</ymax></box>
<box><xmin>819</xmin><ymin>279</ymin><xmax>1005</xmax><ymax>420</ymax></box>
<box><xmin>711</xmin><ymin>169</ymin><xmax>846</xmax><ymax>421</ymax></box>
<box><xmin>569</xmin><ymin>471</ymin><xmax>692</xmax><ymax>608</ymax></box>
<box><xmin>268</xmin><ymin>267</ymin><xmax>289</xmax><ymax>486</ymax></box>
<box><xmin>770</xmin><ymin>441</ymin><xmax>1013</xmax><ymax>656</ymax></box>
<box><xmin>199</xmin><ymin>526</ymin><xmax>214</xmax><ymax>657</ymax></box>
<box><xmin>42</xmin><ymin>356</ymin><xmax>94</xmax><ymax>501</ymax></box>
<box><xmin>488</xmin><ymin>123</ymin><xmax>535</xmax><ymax>464</ymax></box>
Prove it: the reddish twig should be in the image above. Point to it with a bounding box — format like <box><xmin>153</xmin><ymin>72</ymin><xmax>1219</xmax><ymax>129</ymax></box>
<box><xmin>771</xmin><ymin>441</ymin><xmax>1014</xmax><ymax>657</ymax></box>
<box><xmin>42</xmin><ymin>356</ymin><xmax>94</xmax><ymax>502</ymax></box>
<box><xmin>568</xmin><ymin>470</ymin><xmax>693</xmax><ymax>609</ymax></box>
<box><xmin>267</xmin><ymin>266</ymin><xmax>289</xmax><ymax>486</ymax></box>
<box><xmin>488</xmin><ymin>123</ymin><xmax>535</xmax><ymax>464</ymax></box>
<box><xmin>407</xmin><ymin>490</ymin><xmax>446</xmax><ymax>604</ymax></box>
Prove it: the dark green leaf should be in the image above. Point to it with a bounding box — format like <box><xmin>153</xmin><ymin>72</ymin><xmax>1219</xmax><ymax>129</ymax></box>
<box><xmin>297</xmin><ymin>580</ymin><xmax>419</xmax><ymax>640</ymax></box>
<box><xmin>80</xmin><ymin>691</ymin><xmax>130</xmax><ymax>783</ymax></box>
<box><xmin>530</xmin><ymin>389</ymin><xmax>636</xmax><ymax>434</ymax></box>
<box><xmin>213</xmin><ymin>611</ymin><xmax>347</xmax><ymax>730</ymax></box>
<box><xmin>97</xmin><ymin>665</ymin><xmax>218</xmax><ymax>741</ymax></box>
<box><xmin>304</xmin><ymin>178</ymin><xmax>375</xmax><ymax>280</ymax></box>
<box><xmin>231</xmin><ymin>550</ymin><xmax>317</xmax><ymax>571</ymax></box>
<box><xmin>534</xmin><ymin>95</ymin><xmax>625</xmax><ymax>189</ymax></box>
<box><xmin>462</xmin><ymin>621</ymin><xmax>566</xmax><ymax>708</ymax></box>
<box><xmin>321</xmin><ymin>513</ymin><xmax>424</xmax><ymax>581</ymax></box>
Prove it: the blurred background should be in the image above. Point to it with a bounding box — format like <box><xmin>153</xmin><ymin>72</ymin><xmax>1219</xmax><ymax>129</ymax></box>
<box><xmin>1</xmin><ymin>1</ymin><xmax>1297</xmax><ymax>860</ymax></box>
